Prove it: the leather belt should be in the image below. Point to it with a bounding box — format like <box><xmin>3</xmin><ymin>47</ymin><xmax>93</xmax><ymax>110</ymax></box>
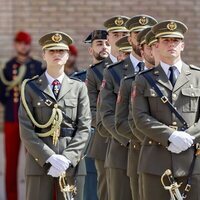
<box><xmin>60</xmin><ymin>127</ymin><xmax>75</xmax><ymax>137</ymax></box>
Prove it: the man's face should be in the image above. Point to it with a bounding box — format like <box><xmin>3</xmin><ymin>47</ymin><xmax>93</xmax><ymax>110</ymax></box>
<box><xmin>43</xmin><ymin>49</ymin><xmax>69</xmax><ymax>68</ymax></box>
<box><xmin>141</xmin><ymin>44</ymin><xmax>155</xmax><ymax>66</ymax></box>
<box><xmin>14</xmin><ymin>41</ymin><xmax>31</xmax><ymax>56</ymax></box>
<box><xmin>156</xmin><ymin>37</ymin><xmax>184</xmax><ymax>61</ymax></box>
<box><xmin>128</xmin><ymin>32</ymin><xmax>141</xmax><ymax>57</ymax></box>
<box><xmin>89</xmin><ymin>39</ymin><xmax>111</xmax><ymax>61</ymax></box>
<box><xmin>107</xmin><ymin>31</ymin><xmax>128</xmax><ymax>51</ymax></box>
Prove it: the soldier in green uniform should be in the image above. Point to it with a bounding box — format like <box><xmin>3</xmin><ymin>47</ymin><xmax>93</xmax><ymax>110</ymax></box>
<box><xmin>89</xmin><ymin>16</ymin><xmax>130</xmax><ymax>200</ymax></box>
<box><xmin>115</xmin><ymin>25</ymin><xmax>157</xmax><ymax>200</ymax></box>
<box><xmin>132</xmin><ymin>20</ymin><xmax>200</xmax><ymax>200</ymax></box>
<box><xmin>99</xmin><ymin>15</ymin><xmax>157</xmax><ymax>200</ymax></box>
<box><xmin>18</xmin><ymin>31</ymin><xmax>91</xmax><ymax>200</ymax></box>
<box><xmin>145</xmin><ymin>30</ymin><xmax>160</xmax><ymax>66</ymax></box>
<box><xmin>85</xmin><ymin>29</ymin><xmax>111</xmax><ymax>200</ymax></box>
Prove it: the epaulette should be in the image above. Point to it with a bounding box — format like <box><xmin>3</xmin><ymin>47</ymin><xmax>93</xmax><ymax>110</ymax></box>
<box><xmin>73</xmin><ymin>70</ymin><xmax>87</xmax><ymax>76</ymax></box>
<box><xmin>189</xmin><ymin>64</ymin><xmax>200</xmax><ymax>71</ymax></box>
<box><xmin>124</xmin><ymin>73</ymin><xmax>138</xmax><ymax>80</ymax></box>
<box><xmin>27</xmin><ymin>75</ymin><xmax>39</xmax><ymax>83</ymax></box>
<box><xmin>107</xmin><ymin>60</ymin><xmax>123</xmax><ymax>69</ymax></box>
<box><xmin>91</xmin><ymin>60</ymin><xmax>104</xmax><ymax>69</ymax></box>
<box><xmin>139</xmin><ymin>68</ymin><xmax>154</xmax><ymax>75</ymax></box>
<box><xmin>70</xmin><ymin>76</ymin><xmax>82</xmax><ymax>82</ymax></box>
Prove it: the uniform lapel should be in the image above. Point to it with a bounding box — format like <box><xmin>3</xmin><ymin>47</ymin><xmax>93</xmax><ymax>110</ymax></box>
<box><xmin>36</xmin><ymin>73</ymin><xmax>56</xmax><ymax>100</ymax></box>
<box><xmin>57</xmin><ymin>75</ymin><xmax>73</xmax><ymax>101</ymax></box>
<box><xmin>173</xmin><ymin>62</ymin><xmax>191</xmax><ymax>92</ymax></box>
<box><xmin>123</xmin><ymin>56</ymin><xmax>135</xmax><ymax>77</ymax></box>
<box><xmin>154</xmin><ymin>65</ymin><xmax>173</xmax><ymax>91</ymax></box>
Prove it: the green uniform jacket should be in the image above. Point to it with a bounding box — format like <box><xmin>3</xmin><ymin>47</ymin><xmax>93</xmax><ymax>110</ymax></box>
<box><xmin>19</xmin><ymin>73</ymin><xmax>91</xmax><ymax>175</ymax></box>
<box><xmin>99</xmin><ymin>56</ymin><xmax>134</xmax><ymax>169</ymax></box>
<box><xmin>132</xmin><ymin>63</ymin><xmax>200</xmax><ymax>177</ymax></box>
<box><xmin>115</xmin><ymin>74</ymin><xmax>142</xmax><ymax>177</ymax></box>
<box><xmin>86</xmin><ymin>57</ymin><xmax>112</xmax><ymax>161</ymax></box>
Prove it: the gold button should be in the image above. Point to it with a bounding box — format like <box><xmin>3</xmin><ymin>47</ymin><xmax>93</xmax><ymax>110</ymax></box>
<box><xmin>152</xmin><ymin>93</ymin><xmax>156</xmax><ymax>97</ymax></box>
<box><xmin>12</xmin><ymin>69</ymin><xmax>17</xmax><ymax>75</ymax></box>
<box><xmin>37</xmin><ymin>102</ymin><xmax>41</xmax><ymax>106</ymax></box>
<box><xmin>14</xmin><ymin>92</ymin><xmax>19</xmax><ymax>97</ymax></box>
<box><xmin>149</xmin><ymin>140</ymin><xmax>152</xmax><ymax>144</ymax></box>
<box><xmin>133</xmin><ymin>145</ymin><xmax>136</xmax><ymax>148</ymax></box>
<box><xmin>172</xmin><ymin>121</ymin><xmax>177</xmax><ymax>125</ymax></box>
<box><xmin>35</xmin><ymin>158</ymin><xmax>38</xmax><ymax>162</ymax></box>
<box><xmin>13</xmin><ymin>98</ymin><xmax>19</xmax><ymax>103</ymax></box>
<box><xmin>172</xmin><ymin>93</ymin><xmax>177</xmax><ymax>99</ymax></box>
<box><xmin>158</xmin><ymin>143</ymin><xmax>161</xmax><ymax>145</ymax></box>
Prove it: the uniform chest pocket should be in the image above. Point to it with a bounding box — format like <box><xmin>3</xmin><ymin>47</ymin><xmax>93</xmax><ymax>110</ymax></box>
<box><xmin>181</xmin><ymin>88</ymin><xmax>200</xmax><ymax>112</ymax></box>
<box><xmin>64</xmin><ymin>99</ymin><xmax>77</xmax><ymax>119</ymax></box>
<box><xmin>32</xmin><ymin>100</ymin><xmax>52</xmax><ymax>123</ymax></box>
<box><xmin>144</xmin><ymin>88</ymin><xmax>160</xmax><ymax>112</ymax></box>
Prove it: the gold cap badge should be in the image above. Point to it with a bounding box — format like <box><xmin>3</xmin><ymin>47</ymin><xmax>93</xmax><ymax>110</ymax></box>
<box><xmin>139</xmin><ymin>17</ymin><xmax>149</xmax><ymax>26</ymax></box>
<box><xmin>115</xmin><ymin>17</ymin><xmax>124</xmax><ymax>26</ymax></box>
<box><xmin>52</xmin><ymin>33</ymin><xmax>62</xmax><ymax>43</ymax></box>
<box><xmin>167</xmin><ymin>22</ymin><xmax>177</xmax><ymax>31</ymax></box>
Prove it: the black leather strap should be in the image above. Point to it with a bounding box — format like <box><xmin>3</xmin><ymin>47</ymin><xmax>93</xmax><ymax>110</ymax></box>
<box><xmin>142</xmin><ymin>73</ymin><xmax>188</xmax><ymax>130</ymax></box>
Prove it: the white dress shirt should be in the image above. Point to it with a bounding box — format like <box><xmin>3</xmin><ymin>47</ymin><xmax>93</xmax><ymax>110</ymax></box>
<box><xmin>45</xmin><ymin>71</ymin><xmax>65</xmax><ymax>89</ymax></box>
<box><xmin>130</xmin><ymin>54</ymin><xmax>144</xmax><ymax>73</ymax></box>
<box><xmin>109</xmin><ymin>54</ymin><xmax>118</xmax><ymax>63</ymax></box>
<box><xmin>160</xmin><ymin>60</ymin><xmax>182</xmax><ymax>79</ymax></box>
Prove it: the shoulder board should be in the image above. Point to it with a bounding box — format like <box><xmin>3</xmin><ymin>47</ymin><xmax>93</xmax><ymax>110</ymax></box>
<box><xmin>189</xmin><ymin>64</ymin><xmax>200</xmax><ymax>71</ymax></box>
<box><xmin>26</xmin><ymin>75</ymin><xmax>39</xmax><ymax>83</ymax></box>
<box><xmin>70</xmin><ymin>76</ymin><xmax>82</xmax><ymax>82</ymax></box>
<box><xmin>139</xmin><ymin>68</ymin><xmax>154</xmax><ymax>75</ymax></box>
<box><xmin>73</xmin><ymin>70</ymin><xmax>87</xmax><ymax>76</ymax></box>
<box><xmin>91</xmin><ymin>60</ymin><xmax>104</xmax><ymax>69</ymax></box>
<box><xmin>124</xmin><ymin>73</ymin><xmax>138</xmax><ymax>80</ymax></box>
<box><xmin>107</xmin><ymin>60</ymin><xmax>123</xmax><ymax>69</ymax></box>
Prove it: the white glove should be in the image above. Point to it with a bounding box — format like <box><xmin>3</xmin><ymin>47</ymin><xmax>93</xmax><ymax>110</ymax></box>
<box><xmin>167</xmin><ymin>142</ymin><xmax>183</xmax><ymax>154</ymax></box>
<box><xmin>46</xmin><ymin>154</ymin><xmax>71</xmax><ymax>171</ymax></box>
<box><xmin>47</xmin><ymin>166</ymin><xmax>63</xmax><ymax>177</ymax></box>
<box><xmin>168</xmin><ymin>131</ymin><xmax>194</xmax><ymax>150</ymax></box>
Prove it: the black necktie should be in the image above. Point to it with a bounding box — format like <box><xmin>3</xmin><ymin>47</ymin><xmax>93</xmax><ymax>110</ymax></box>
<box><xmin>137</xmin><ymin>62</ymin><xmax>145</xmax><ymax>72</ymax></box>
<box><xmin>52</xmin><ymin>80</ymin><xmax>61</xmax><ymax>99</ymax></box>
<box><xmin>169</xmin><ymin>66</ymin><xmax>177</xmax><ymax>87</ymax></box>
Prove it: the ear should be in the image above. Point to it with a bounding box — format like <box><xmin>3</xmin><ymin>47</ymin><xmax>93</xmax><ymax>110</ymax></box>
<box><xmin>128</xmin><ymin>35</ymin><xmax>132</xmax><ymax>45</ymax></box>
<box><xmin>42</xmin><ymin>50</ymin><xmax>46</xmax><ymax>61</ymax></box>
<box><xmin>88</xmin><ymin>47</ymin><xmax>93</xmax><ymax>56</ymax></box>
<box><xmin>181</xmin><ymin>41</ymin><xmax>185</xmax><ymax>51</ymax></box>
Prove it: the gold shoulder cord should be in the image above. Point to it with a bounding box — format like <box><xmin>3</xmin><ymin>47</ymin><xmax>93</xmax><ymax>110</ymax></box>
<box><xmin>0</xmin><ymin>64</ymin><xmax>27</xmax><ymax>91</ymax></box>
<box><xmin>21</xmin><ymin>79</ymin><xmax>63</xmax><ymax>145</ymax></box>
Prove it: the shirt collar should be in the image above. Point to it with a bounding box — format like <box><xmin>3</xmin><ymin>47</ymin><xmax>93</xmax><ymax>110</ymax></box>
<box><xmin>109</xmin><ymin>54</ymin><xmax>118</xmax><ymax>63</ymax></box>
<box><xmin>160</xmin><ymin>60</ymin><xmax>182</xmax><ymax>75</ymax></box>
<box><xmin>130</xmin><ymin>54</ymin><xmax>142</xmax><ymax>70</ymax></box>
<box><xmin>45</xmin><ymin>70</ymin><xmax>65</xmax><ymax>85</ymax></box>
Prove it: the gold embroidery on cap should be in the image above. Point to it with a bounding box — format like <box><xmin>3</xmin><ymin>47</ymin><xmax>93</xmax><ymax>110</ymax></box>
<box><xmin>115</xmin><ymin>17</ymin><xmax>124</xmax><ymax>26</ymax></box>
<box><xmin>167</xmin><ymin>22</ymin><xmax>177</xmax><ymax>31</ymax></box>
<box><xmin>139</xmin><ymin>17</ymin><xmax>148</xmax><ymax>26</ymax></box>
<box><xmin>52</xmin><ymin>33</ymin><xmax>62</xmax><ymax>43</ymax></box>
